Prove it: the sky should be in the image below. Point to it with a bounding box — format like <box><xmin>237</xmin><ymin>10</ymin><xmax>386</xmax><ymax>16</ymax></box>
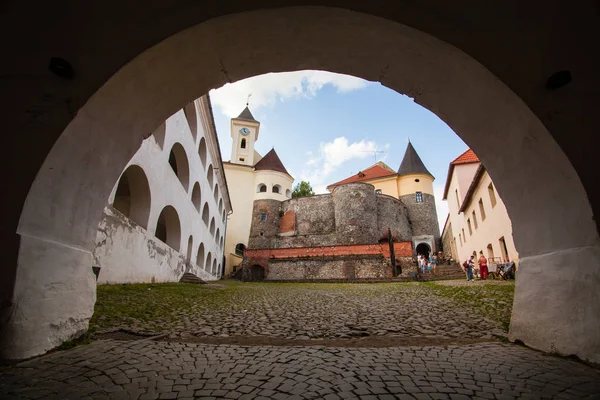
<box><xmin>209</xmin><ymin>71</ymin><xmax>468</xmax><ymax>232</ymax></box>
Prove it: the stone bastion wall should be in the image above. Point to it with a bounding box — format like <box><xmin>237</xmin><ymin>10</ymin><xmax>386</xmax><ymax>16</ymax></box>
<box><xmin>243</xmin><ymin>183</ymin><xmax>415</xmax><ymax>280</ymax></box>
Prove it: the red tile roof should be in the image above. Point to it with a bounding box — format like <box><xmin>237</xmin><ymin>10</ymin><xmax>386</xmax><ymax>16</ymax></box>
<box><xmin>442</xmin><ymin>149</ymin><xmax>481</xmax><ymax>200</ymax></box>
<box><xmin>327</xmin><ymin>164</ymin><xmax>397</xmax><ymax>189</ymax></box>
<box><xmin>451</xmin><ymin>149</ymin><xmax>479</xmax><ymax>165</ymax></box>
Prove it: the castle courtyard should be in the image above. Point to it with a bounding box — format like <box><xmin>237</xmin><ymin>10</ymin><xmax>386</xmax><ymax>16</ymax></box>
<box><xmin>1</xmin><ymin>281</ymin><xmax>599</xmax><ymax>399</ymax></box>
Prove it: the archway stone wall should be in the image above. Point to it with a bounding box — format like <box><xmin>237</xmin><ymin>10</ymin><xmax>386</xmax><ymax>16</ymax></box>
<box><xmin>4</xmin><ymin>7</ymin><xmax>599</xmax><ymax>362</ymax></box>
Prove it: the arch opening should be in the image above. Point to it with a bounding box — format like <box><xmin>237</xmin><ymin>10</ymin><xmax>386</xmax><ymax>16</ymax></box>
<box><xmin>201</xmin><ymin>203</ymin><xmax>209</xmax><ymax>225</ymax></box>
<box><xmin>272</xmin><ymin>184</ymin><xmax>281</xmax><ymax>194</ymax></box>
<box><xmin>198</xmin><ymin>137</ymin><xmax>207</xmax><ymax>169</ymax></box>
<box><xmin>183</xmin><ymin>102</ymin><xmax>198</xmax><ymax>142</ymax></box>
<box><xmin>154</xmin><ymin>205</ymin><xmax>181</xmax><ymax>251</ymax></box>
<box><xmin>416</xmin><ymin>243</ymin><xmax>431</xmax><ymax>259</ymax></box>
<box><xmin>191</xmin><ymin>182</ymin><xmax>201</xmax><ymax>212</ymax></box>
<box><xmin>168</xmin><ymin>143</ymin><xmax>190</xmax><ymax>192</ymax></box>
<box><xmin>206</xmin><ymin>164</ymin><xmax>214</xmax><ymax>188</ymax></box>
<box><xmin>197</xmin><ymin>243</ymin><xmax>205</xmax><ymax>269</ymax></box>
<box><xmin>257</xmin><ymin>184</ymin><xmax>267</xmax><ymax>193</ymax></box>
<box><xmin>209</xmin><ymin>217</ymin><xmax>216</xmax><ymax>237</ymax></box>
<box><xmin>8</xmin><ymin>6</ymin><xmax>600</xmax><ymax>363</ymax></box>
<box><xmin>186</xmin><ymin>235</ymin><xmax>193</xmax><ymax>262</ymax></box>
<box><xmin>112</xmin><ymin>165</ymin><xmax>151</xmax><ymax>229</ymax></box>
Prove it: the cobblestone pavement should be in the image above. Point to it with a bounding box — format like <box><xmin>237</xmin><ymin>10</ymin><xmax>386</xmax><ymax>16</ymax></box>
<box><xmin>1</xmin><ymin>340</ymin><xmax>599</xmax><ymax>399</ymax></box>
<box><xmin>93</xmin><ymin>282</ymin><xmax>513</xmax><ymax>343</ymax></box>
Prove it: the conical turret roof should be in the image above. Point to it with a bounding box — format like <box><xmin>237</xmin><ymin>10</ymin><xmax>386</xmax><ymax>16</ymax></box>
<box><xmin>236</xmin><ymin>106</ymin><xmax>257</xmax><ymax>121</ymax></box>
<box><xmin>253</xmin><ymin>148</ymin><xmax>291</xmax><ymax>177</ymax></box>
<box><xmin>397</xmin><ymin>142</ymin><xmax>433</xmax><ymax>178</ymax></box>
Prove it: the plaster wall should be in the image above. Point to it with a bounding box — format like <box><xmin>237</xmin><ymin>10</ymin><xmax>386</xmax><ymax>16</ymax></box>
<box><xmin>397</xmin><ymin>174</ymin><xmax>434</xmax><ymax>196</ymax></box>
<box><xmin>96</xmin><ymin>104</ymin><xmax>226</xmax><ymax>280</ymax></box>
<box><xmin>254</xmin><ymin>170</ymin><xmax>293</xmax><ymax>201</ymax></box>
<box><xmin>95</xmin><ymin>207</ymin><xmax>215</xmax><ymax>283</ymax></box>
<box><xmin>452</xmin><ymin>163</ymin><xmax>479</xmax><ymax>206</ymax></box>
<box><xmin>5</xmin><ymin>6</ymin><xmax>599</xmax><ymax>362</ymax></box>
<box><xmin>222</xmin><ymin>164</ymin><xmax>255</xmax><ymax>275</ymax></box>
<box><xmin>369</xmin><ymin>176</ymin><xmax>400</xmax><ymax>197</ymax></box>
<box><xmin>447</xmin><ymin>170</ymin><xmax>519</xmax><ymax>265</ymax></box>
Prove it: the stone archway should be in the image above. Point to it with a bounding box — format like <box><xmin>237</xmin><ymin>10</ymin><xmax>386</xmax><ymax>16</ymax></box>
<box><xmin>416</xmin><ymin>243</ymin><xmax>431</xmax><ymax>259</ymax></box>
<box><xmin>3</xmin><ymin>7</ymin><xmax>599</xmax><ymax>362</ymax></box>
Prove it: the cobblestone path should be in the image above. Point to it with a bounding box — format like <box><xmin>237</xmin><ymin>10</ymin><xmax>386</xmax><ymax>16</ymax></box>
<box><xmin>1</xmin><ymin>340</ymin><xmax>599</xmax><ymax>399</ymax></box>
<box><xmin>92</xmin><ymin>281</ymin><xmax>514</xmax><ymax>343</ymax></box>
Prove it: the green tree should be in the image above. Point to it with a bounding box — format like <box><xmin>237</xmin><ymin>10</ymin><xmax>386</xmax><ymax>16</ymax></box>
<box><xmin>292</xmin><ymin>181</ymin><xmax>315</xmax><ymax>198</ymax></box>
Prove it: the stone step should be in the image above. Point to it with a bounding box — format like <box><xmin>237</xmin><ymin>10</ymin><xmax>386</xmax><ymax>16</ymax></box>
<box><xmin>179</xmin><ymin>272</ymin><xmax>207</xmax><ymax>284</ymax></box>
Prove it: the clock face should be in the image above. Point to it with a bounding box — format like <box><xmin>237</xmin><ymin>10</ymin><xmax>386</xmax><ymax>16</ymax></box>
<box><xmin>239</xmin><ymin>127</ymin><xmax>250</xmax><ymax>136</ymax></box>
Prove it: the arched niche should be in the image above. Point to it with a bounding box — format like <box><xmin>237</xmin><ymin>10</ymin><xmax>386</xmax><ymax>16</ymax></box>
<box><xmin>168</xmin><ymin>142</ymin><xmax>190</xmax><ymax>192</ymax></box>
<box><xmin>112</xmin><ymin>165</ymin><xmax>151</xmax><ymax>229</ymax></box>
<box><xmin>191</xmin><ymin>182</ymin><xmax>201</xmax><ymax>212</ymax></box>
<box><xmin>154</xmin><ymin>205</ymin><xmax>181</xmax><ymax>251</ymax></box>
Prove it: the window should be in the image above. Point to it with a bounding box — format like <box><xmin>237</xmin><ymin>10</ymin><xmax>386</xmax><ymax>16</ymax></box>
<box><xmin>239</xmin><ymin>158</ymin><xmax>245</xmax><ymax>162</ymax></box>
<box><xmin>375</xmin><ymin>189</ymin><xmax>382</xmax><ymax>194</ymax></box>
<box><xmin>487</xmin><ymin>244</ymin><xmax>494</xmax><ymax>260</ymax></box>
<box><xmin>241</xmin><ymin>138</ymin><xmax>246</xmax><ymax>149</ymax></box>
<box><xmin>499</xmin><ymin>236</ymin><xmax>509</xmax><ymax>262</ymax></box>
<box><xmin>272</xmin><ymin>185</ymin><xmax>281</xmax><ymax>194</ymax></box>
<box><xmin>459</xmin><ymin>234</ymin><xmax>462</xmax><ymax>247</ymax></box>
<box><xmin>257</xmin><ymin>184</ymin><xmax>267</xmax><ymax>193</ymax></box>
<box><xmin>414</xmin><ymin>179</ymin><xmax>420</xmax><ymax>183</ymax></box>
<box><xmin>472</xmin><ymin>210</ymin><xmax>478</xmax><ymax>229</ymax></box>
<box><xmin>259</xmin><ymin>213</ymin><xmax>267</xmax><ymax>221</ymax></box>
<box><xmin>235</xmin><ymin>243</ymin><xmax>246</xmax><ymax>256</ymax></box>
<box><xmin>488</xmin><ymin>183</ymin><xmax>497</xmax><ymax>207</ymax></box>
<box><xmin>286</xmin><ymin>189</ymin><xmax>291</xmax><ymax>198</ymax></box>
<box><xmin>416</xmin><ymin>191</ymin><xmax>423</xmax><ymax>203</ymax></box>
<box><xmin>479</xmin><ymin>198</ymin><xmax>486</xmax><ymax>221</ymax></box>
<box><xmin>462</xmin><ymin>228</ymin><xmax>466</xmax><ymax>242</ymax></box>
<box><xmin>455</xmin><ymin>189</ymin><xmax>460</xmax><ymax>209</ymax></box>
<box><xmin>467</xmin><ymin>219</ymin><xmax>472</xmax><ymax>235</ymax></box>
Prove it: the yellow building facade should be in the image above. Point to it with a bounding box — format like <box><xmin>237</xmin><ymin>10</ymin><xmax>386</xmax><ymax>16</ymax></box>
<box><xmin>223</xmin><ymin>107</ymin><xmax>293</xmax><ymax>276</ymax></box>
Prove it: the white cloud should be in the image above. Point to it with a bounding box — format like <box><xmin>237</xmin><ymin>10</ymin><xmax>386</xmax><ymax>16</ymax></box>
<box><xmin>300</xmin><ymin>137</ymin><xmax>390</xmax><ymax>194</ymax></box>
<box><xmin>210</xmin><ymin>70</ymin><xmax>370</xmax><ymax>117</ymax></box>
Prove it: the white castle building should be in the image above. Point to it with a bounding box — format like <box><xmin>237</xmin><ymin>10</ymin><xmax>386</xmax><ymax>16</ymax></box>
<box><xmin>223</xmin><ymin>106</ymin><xmax>294</xmax><ymax>276</ymax></box>
<box><xmin>93</xmin><ymin>95</ymin><xmax>231</xmax><ymax>283</ymax></box>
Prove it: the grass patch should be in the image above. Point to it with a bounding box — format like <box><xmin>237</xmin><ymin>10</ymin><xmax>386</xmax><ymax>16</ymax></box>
<box><xmin>424</xmin><ymin>281</ymin><xmax>515</xmax><ymax>331</ymax></box>
<box><xmin>91</xmin><ymin>282</ymin><xmax>243</xmax><ymax>331</ymax></box>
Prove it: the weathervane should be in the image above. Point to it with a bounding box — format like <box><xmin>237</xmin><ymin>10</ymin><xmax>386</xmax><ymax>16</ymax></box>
<box><xmin>246</xmin><ymin>93</ymin><xmax>252</xmax><ymax>107</ymax></box>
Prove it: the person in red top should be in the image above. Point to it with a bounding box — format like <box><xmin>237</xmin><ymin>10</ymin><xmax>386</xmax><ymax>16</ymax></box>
<box><xmin>478</xmin><ymin>251</ymin><xmax>489</xmax><ymax>280</ymax></box>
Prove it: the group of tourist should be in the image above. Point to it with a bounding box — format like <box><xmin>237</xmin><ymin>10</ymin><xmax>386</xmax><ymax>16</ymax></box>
<box><xmin>417</xmin><ymin>252</ymin><xmax>439</xmax><ymax>274</ymax></box>
<box><xmin>462</xmin><ymin>252</ymin><xmax>516</xmax><ymax>281</ymax></box>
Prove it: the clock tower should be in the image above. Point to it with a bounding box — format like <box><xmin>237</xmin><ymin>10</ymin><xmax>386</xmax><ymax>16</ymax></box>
<box><xmin>230</xmin><ymin>106</ymin><xmax>260</xmax><ymax>166</ymax></box>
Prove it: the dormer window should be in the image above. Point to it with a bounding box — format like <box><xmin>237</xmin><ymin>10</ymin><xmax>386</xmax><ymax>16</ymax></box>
<box><xmin>358</xmin><ymin>171</ymin><xmax>365</xmax><ymax>178</ymax></box>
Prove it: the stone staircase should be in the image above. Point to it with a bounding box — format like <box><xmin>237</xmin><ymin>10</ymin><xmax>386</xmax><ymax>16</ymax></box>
<box><xmin>420</xmin><ymin>262</ymin><xmax>466</xmax><ymax>281</ymax></box>
<box><xmin>179</xmin><ymin>272</ymin><xmax>207</xmax><ymax>284</ymax></box>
